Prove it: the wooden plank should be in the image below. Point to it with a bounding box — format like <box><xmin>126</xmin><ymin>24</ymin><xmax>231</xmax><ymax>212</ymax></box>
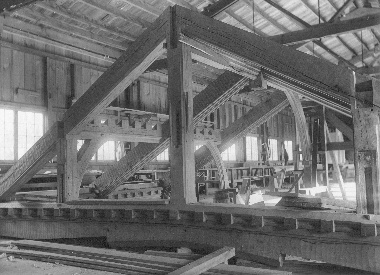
<box><xmin>167</xmin><ymin>9</ymin><xmax>196</xmax><ymax>204</ymax></box>
<box><xmin>168</xmin><ymin>247</ymin><xmax>235</xmax><ymax>275</ymax></box>
<box><xmin>95</xmin><ymin>71</ymin><xmax>249</xmax><ymax>197</ymax></box>
<box><xmin>270</xmin><ymin>12</ymin><xmax>380</xmax><ymax>45</ymax></box>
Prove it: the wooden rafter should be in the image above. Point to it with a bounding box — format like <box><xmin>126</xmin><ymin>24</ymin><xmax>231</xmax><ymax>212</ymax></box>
<box><xmin>262</xmin><ymin>0</ymin><xmax>356</xmax><ymax>68</ymax></box>
<box><xmin>201</xmin><ymin>0</ymin><xmax>240</xmax><ymax>17</ymax></box>
<box><xmin>0</xmin><ymin>0</ymin><xmax>39</xmax><ymax>13</ymax></box>
<box><xmin>328</xmin><ymin>0</ymin><xmax>355</xmax><ymax>22</ymax></box>
<box><xmin>356</xmin><ymin>65</ymin><xmax>380</xmax><ymax>75</ymax></box>
<box><xmin>75</xmin><ymin>0</ymin><xmax>151</xmax><ymax>29</ymax></box>
<box><xmin>270</xmin><ymin>12</ymin><xmax>380</xmax><ymax>46</ymax></box>
<box><xmin>34</xmin><ymin>2</ymin><xmax>136</xmax><ymax>42</ymax></box>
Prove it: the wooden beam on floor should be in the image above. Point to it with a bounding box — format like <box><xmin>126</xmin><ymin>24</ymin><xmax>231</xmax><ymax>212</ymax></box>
<box><xmin>94</xmin><ymin>71</ymin><xmax>249</xmax><ymax>198</ymax></box>
<box><xmin>270</xmin><ymin>12</ymin><xmax>380</xmax><ymax>45</ymax></box>
<box><xmin>168</xmin><ymin>247</ymin><xmax>235</xmax><ymax>275</ymax></box>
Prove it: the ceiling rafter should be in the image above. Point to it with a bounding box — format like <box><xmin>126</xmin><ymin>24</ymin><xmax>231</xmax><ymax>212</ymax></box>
<box><xmin>240</xmin><ymin>0</ymin><xmax>327</xmax><ymax>60</ymax></box>
<box><xmin>119</xmin><ymin>0</ymin><xmax>161</xmax><ymax>17</ymax></box>
<box><xmin>262</xmin><ymin>0</ymin><xmax>355</xmax><ymax>69</ymax></box>
<box><xmin>74</xmin><ymin>0</ymin><xmax>151</xmax><ymax>29</ymax></box>
<box><xmin>34</xmin><ymin>2</ymin><xmax>136</xmax><ymax>42</ymax></box>
<box><xmin>202</xmin><ymin>0</ymin><xmax>239</xmax><ymax>17</ymax></box>
<box><xmin>327</xmin><ymin>0</ymin><xmax>355</xmax><ymax>22</ymax></box>
<box><xmin>299</xmin><ymin>1</ymin><xmax>358</xmax><ymax>56</ymax></box>
<box><xmin>14</xmin><ymin>8</ymin><xmax>128</xmax><ymax>51</ymax></box>
<box><xmin>0</xmin><ymin>0</ymin><xmax>39</xmax><ymax>14</ymax></box>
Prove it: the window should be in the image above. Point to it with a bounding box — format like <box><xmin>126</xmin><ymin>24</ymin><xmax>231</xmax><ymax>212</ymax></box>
<box><xmin>284</xmin><ymin>140</ymin><xmax>293</xmax><ymax>161</ymax></box>
<box><xmin>156</xmin><ymin>148</ymin><xmax>169</xmax><ymax>161</ymax></box>
<box><xmin>97</xmin><ymin>141</ymin><xmax>116</xmax><ymax>161</ymax></box>
<box><xmin>77</xmin><ymin>140</ymin><xmax>115</xmax><ymax>161</ymax></box>
<box><xmin>18</xmin><ymin>111</ymin><xmax>44</xmax><ymax>159</ymax></box>
<box><xmin>221</xmin><ymin>144</ymin><xmax>236</xmax><ymax>161</ymax></box>
<box><xmin>195</xmin><ymin>145</ymin><xmax>203</xmax><ymax>151</ymax></box>
<box><xmin>268</xmin><ymin>139</ymin><xmax>278</xmax><ymax>161</ymax></box>
<box><xmin>0</xmin><ymin>109</ymin><xmax>14</xmax><ymax>160</ymax></box>
<box><xmin>246</xmin><ymin>136</ymin><xmax>258</xmax><ymax>161</ymax></box>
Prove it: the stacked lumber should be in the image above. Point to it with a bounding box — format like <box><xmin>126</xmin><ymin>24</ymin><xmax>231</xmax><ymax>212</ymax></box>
<box><xmin>4</xmin><ymin>240</ymin><xmax>291</xmax><ymax>275</ymax></box>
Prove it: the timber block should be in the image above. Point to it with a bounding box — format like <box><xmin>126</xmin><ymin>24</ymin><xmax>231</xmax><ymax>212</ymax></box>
<box><xmin>70</xmin><ymin>209</ymin><xmax>86</xmax><ymax>220</ymax></box>
<box><xmin>252</xmin><ymin>216</ymin><xmax>265</xmax><ymax>227</ymax></box>
<box><xmin>220</xmin><ymin>213</ymin><xmax>234</xmax><ymax>225</ymax></box>
<box><xmin>169</xmin><ymin>210</ymin><xmax>180</xmax><ymax>221</ymax></box>
<box><xmin>37</xmin><ymin>208</ymin><xmax>54</xmax><ymax>219</ymax></box>
<box><xmin>54</xmin><ymin>208</ymin><xmax>70</xmax><ymax>219</ymax></box>
<box><xmin>361</xmin><ymin>223</ymin><xmax>377</xmax><ymax>237</ymax></box>
<box><xmin>8</xmin><ymin>208</ymin><xmax>22</xmax><ymax>218</ymax></box>
<box><xmin>155</xmin><ymin>210</ymin><xmax>169</xmax><ymax>221</ymax></box>
<box><xmin>22</xmin><ymin>208</ymin><xmax>37</xmax><ymax>218</ymax></box>
<box><xmin>320</xmin><ymin>220</ymin><xmax>335</xmax><ymax>233</ymax></box>
<box><xmin>194</xmin><ymin>211</ymin><xmax>206</xmax><ymax>223</ymax></box>
<box><xmin>284</xmin><ymin>218</ymin><xmax>299</xmax><ymax>230</ymax></box>
<box><xmin>0</xmin><ymin>208</ymin><xmax>8</xmax><ymax>217</ymax></box>
<box><xmin>124</xmin><ymin>209</ymin><xmax>136</xmax><ymax>220</ymax></box>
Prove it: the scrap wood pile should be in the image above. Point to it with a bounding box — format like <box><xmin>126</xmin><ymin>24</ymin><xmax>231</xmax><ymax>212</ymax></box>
<box><xmin>0</xmin><ymin>240</ymin><xmax>291</xmax><ymax>275</ymax></box>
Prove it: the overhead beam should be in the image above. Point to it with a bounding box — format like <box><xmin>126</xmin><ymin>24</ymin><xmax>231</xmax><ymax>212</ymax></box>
<box><xmin>176</xmin><ymin>6</ymin><xmax>354</xmax><ymax>104</ymax></box>
<box><xmin>201</xmin><ymin>0</ymin><xmax>239</xmax><ymax>17</ymax></box>
<box><xmin>356</xmin><ymin>66</ymin><xmax>380</xmax><ymax>76</ymax></box>
<box><xmin>94</xmin><ymin>71</ymin><xmax>249</xmax><ymax>198</ymax></box>
<box><xmin>0</xmin><ymin>0</ymin><xmax>39</xmax><ymax>13</ymax></box>
<box><xmin>262</xmin><ymin>0</ymin><xmax>356</xmax><ymax>68</ymax></box>
<box><xmin>270</xmin><ymin>12</ymin><xmax>380</xmax><ymax>45</ymax></box>
<box><xmin>326</xmin><ymin>141</ymin><xmax>354</xmax><ymax>151</ymax></box>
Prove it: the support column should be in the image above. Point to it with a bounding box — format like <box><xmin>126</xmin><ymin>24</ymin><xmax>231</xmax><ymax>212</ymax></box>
<box><xmin>167</xmin><ymin>7</ymin><xmax>196</xmax><ymax>205</ymax></box>
<box><xmin>353</xmin><ymin>78</ymin><xmax>380</xmax><ymax>214</ymax></box>
<box><xmin>57</xmin><ymin>122</ymin><xmax>79</xmax><ymax>203</ymax></box>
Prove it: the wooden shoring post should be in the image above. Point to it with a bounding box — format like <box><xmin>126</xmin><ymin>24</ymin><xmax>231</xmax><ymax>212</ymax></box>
<box><xmin>57</xmin><ymin>125</ymin><xmax>78</xmax><ymax>203</ymax></box>
<box><xmin>353</xmin><ymin>77</ymin><xmax>380</xmax><ymax>214</ymax></box>
<box><xmin>167</xmin><ymin>6</ymin><xmax>196</xmax><ymax>204</ymax></box>
<box><xmin>325</xmin><ymin>120</ymin><xmax>347</xmax><ymax>201</ymax></box>
<box><xmin>311</xmin><ymin>117</ymin><xmax>319</xmax><ymax>187</ymax></box>
<box><xmin>321</xmin><ymin>107</ymin><xmax>332</xmax><ymax>196</ymax></box>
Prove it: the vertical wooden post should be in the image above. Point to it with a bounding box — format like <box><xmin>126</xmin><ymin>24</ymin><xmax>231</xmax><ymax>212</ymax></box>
<box><xmin>353</xmin><ymin>78</ymin><xmax>380</xmax><ymax>214</ymax></box>
<box><xmin>167</xmin><ymin>6</ymin><xmax>196</xmax><ymax>204</ymax></box>
<box><xmin>57</xmin><ymin>122</ymin><xmax>79</xmax><ymax>203</ymax></box>
<box><xmin>311</xmin><ymin>117</ymin><xmax>319</xmax><ymax>187</ymax></box>
<box><xmin>320</xmin><ymin>107</ymin><xmax>332</xmax><ymax>196</ymax></box>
